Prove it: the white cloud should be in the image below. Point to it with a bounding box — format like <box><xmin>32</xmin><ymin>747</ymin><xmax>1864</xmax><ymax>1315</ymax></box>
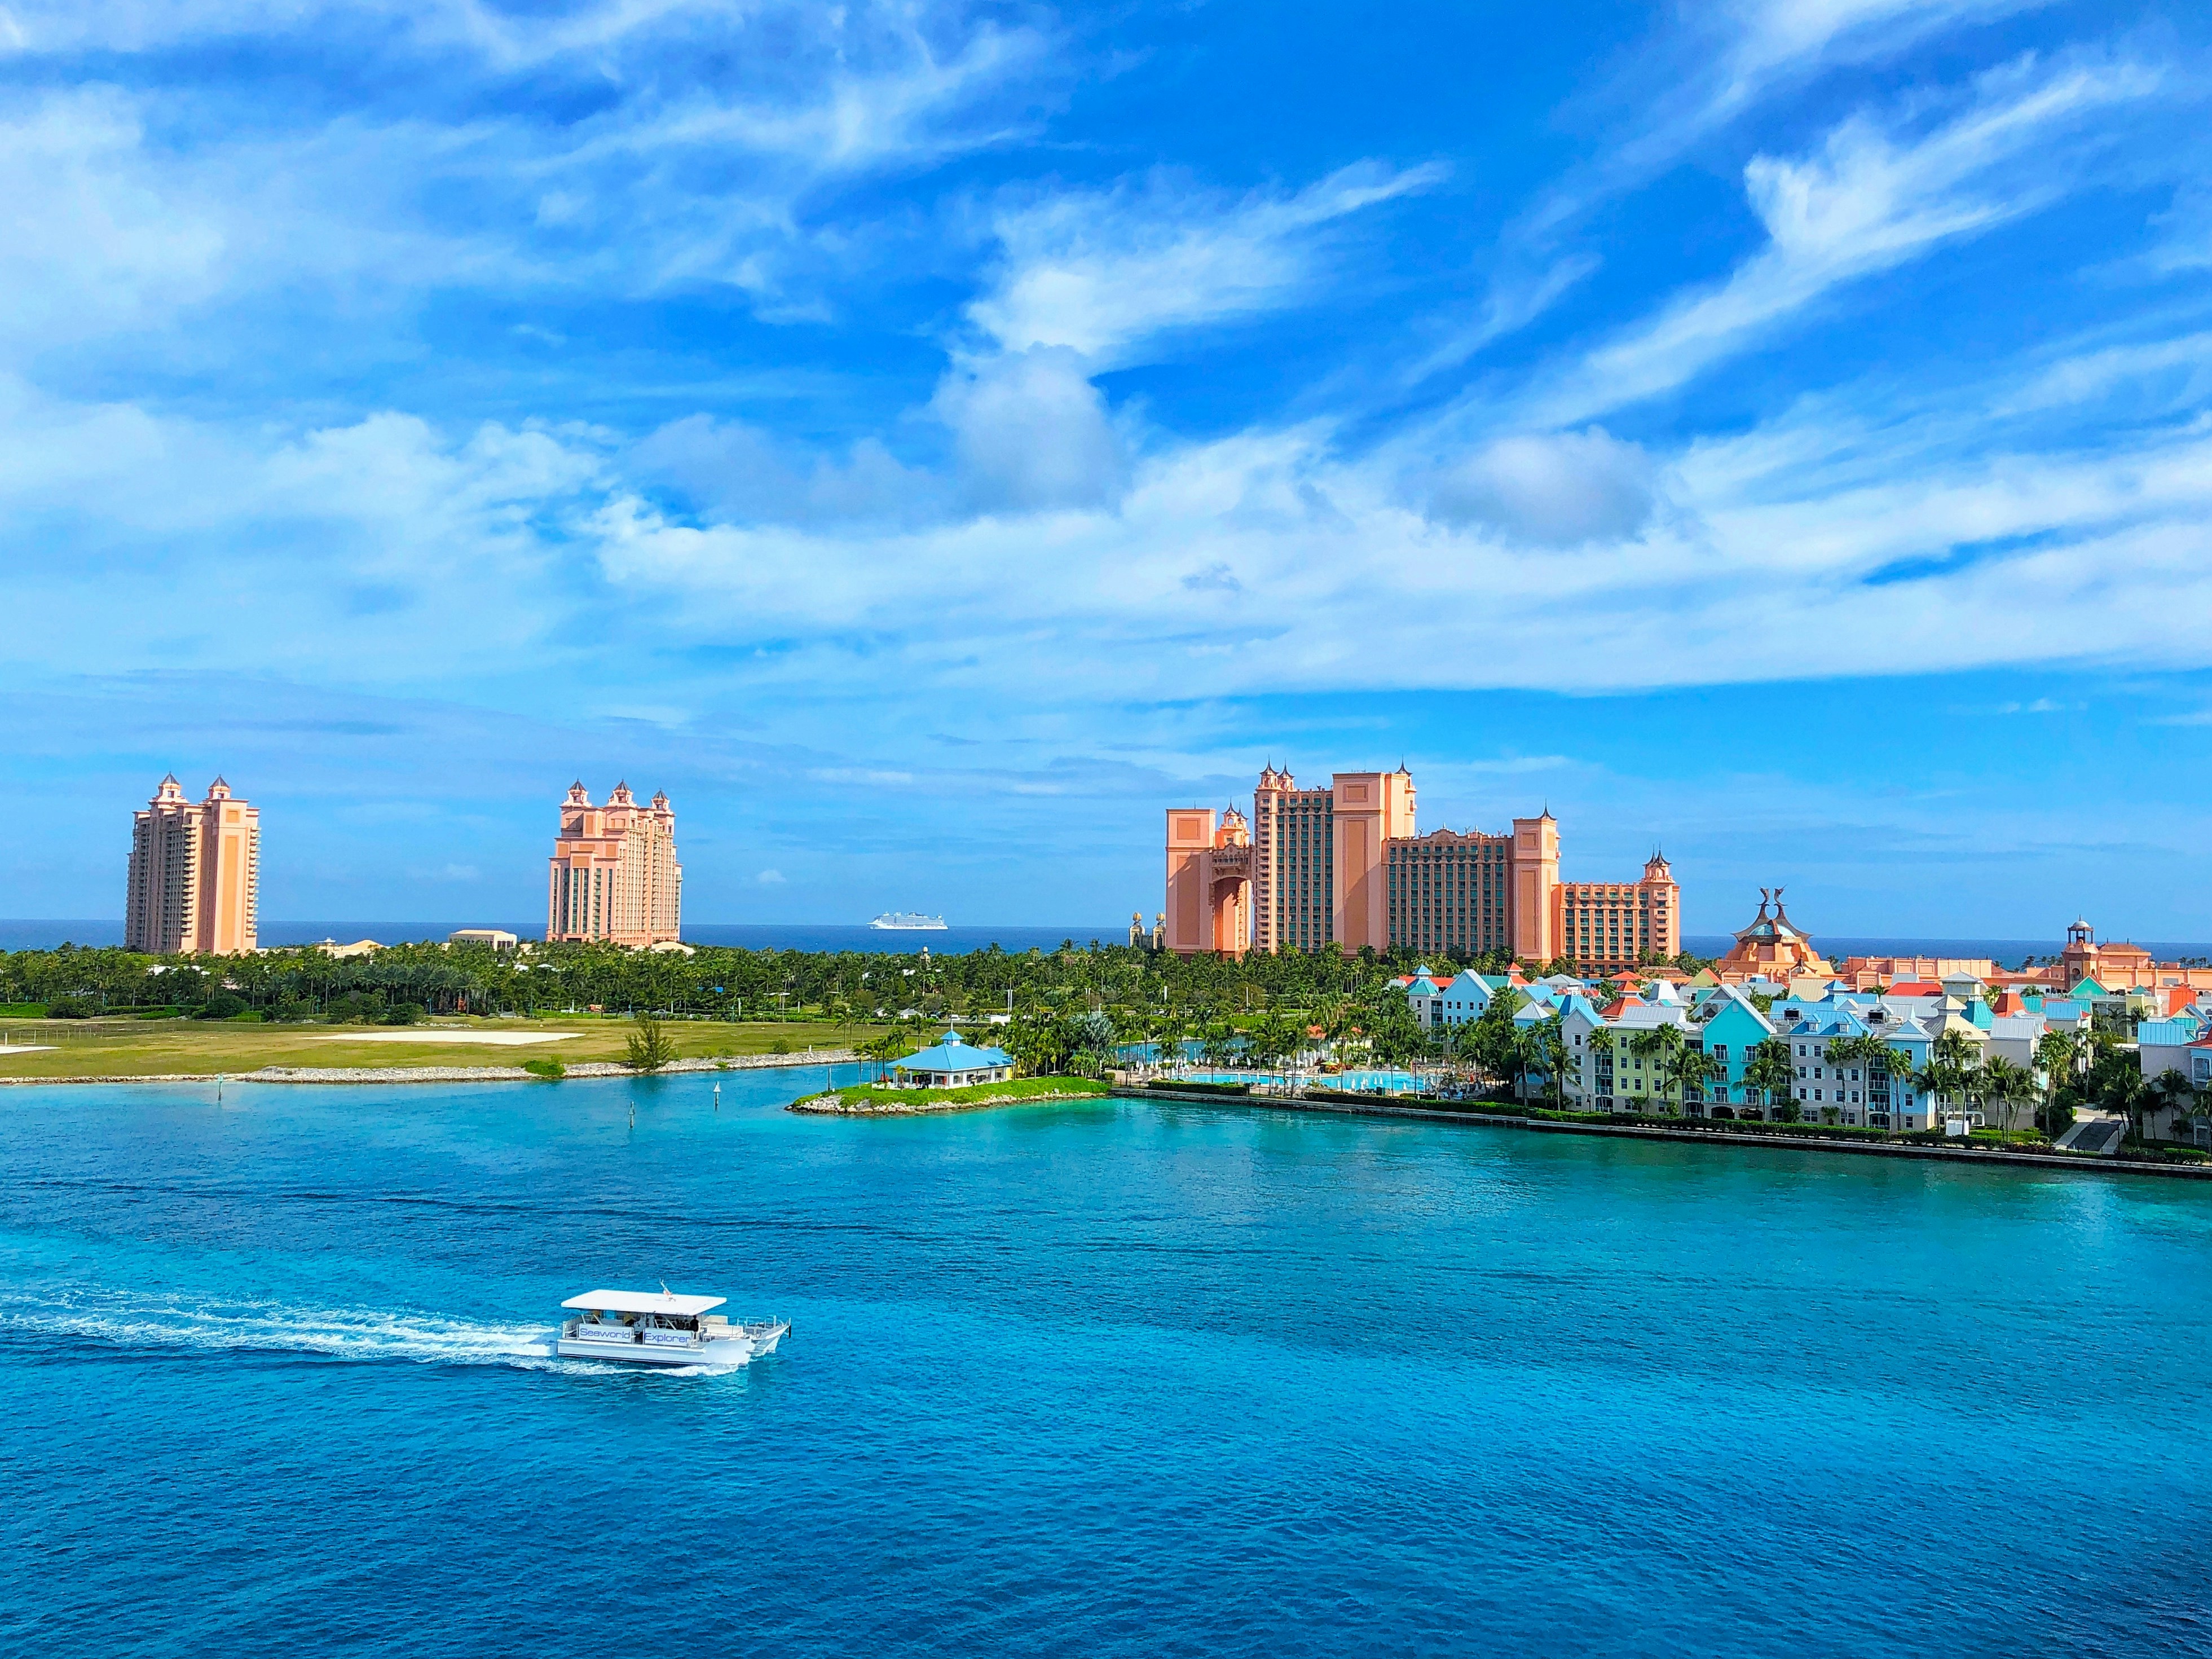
<box><xmin>0</xmin><ymin>3</ymin><xmax>1065</xmax><ymax>341</ymax></box>
<box><xmin>0</xmin><ymin>0</ymin><xmax>2202</xmax><ymax>746</ymax></box>
<box><xmin>1488</xmin><ymin>0</ymin><xmax>2044</xmax><ymax>300</ymax></box>
<box><xmin>2148</xmin><ymin>183</ymin><xmax>2212</xmax><ymax>274</ymax></box>
<box><xmin>581</xmin><ymin>368</ymin><xmax>2212</xmax><ymax>702</ymax></box>
<box><xmin>930</xmin><ymin>346</ymin><xmax>1127</xmax><ymax>512</ymax></box>
<box><xmin>1718</xmin><ymin>0</ymin><xmax>2038</xmax><ymax>92</ymax></box>
<box><xmin>1424</xmin><ymin>428</ymin><xmax>1659</xmax><ymax>547</ymax></box>
<box><xmin>631</xmin><ymin>415</ymin><xmax>936</xmax><ymax>525</ymax></box>
<box><xmin>968</xmin><ymin>161</ymin><xmax>1444</xmax><ymax>367</ymax></box>
<box><xmin>0</xmin><ymin>87</ymin><xmax>227</xmax><ymax>346</ymax></box>
<box><xmin>1523</xmin><ymin>52</ymin><xmax>2158</xmax><ymax>427</ymax></box>
<box><xmin>1997</xmin><ymin>329</ymin><xmax>2212</xmax><ymax>416</ymax></box>
<box><xmin>757</xmin><ymin>868</ymin><xmax>786</xmax><ymax>884</ymax></box>
<box><xmin>0</xmin><ymin>384</ymin><xmax>609</xmax><ymax>676</ymax></box>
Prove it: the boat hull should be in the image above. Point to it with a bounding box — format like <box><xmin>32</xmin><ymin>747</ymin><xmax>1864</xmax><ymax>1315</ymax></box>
<box><xmin>557</xmin><ymin>1335</ymin><xmax>751</xmax><ymax>1366</ymax></box>
<box><xmin>556</xmin><ymin>1321</ymin><xmax>788</xmax><ymax>1367</ymax></box>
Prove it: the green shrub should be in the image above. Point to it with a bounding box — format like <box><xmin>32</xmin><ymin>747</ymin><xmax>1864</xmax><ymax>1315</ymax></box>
<box><xmin>1147</xmin><ymin>1079</ymin><xmax>1251</xmax><ymax>1096</ymax></box>
<box><xmin>522</xmin><ymin>1058</ymin><xmax>566</xmax><ymax>1079</ymax></box>
<box><xmin>196</xmin><ymin>991</ymin><xmax>247</xmax><ymax>1020</ymax></box>
<box><xmin>44</xmin><ymin>994</ymin><xmax>100</xmax><ymax>1019</ymax></box>
<box><xmin>627</xmin><ymin>1016</ymin><xmax>677</xmax><ymax>1072</ymax></box>
<box><xmin>0</xmin><ymin>1002</ymin><xmax>46</xmax><ymax>1018</ymax></box>
<box><xmin>378</xmin><ymin>1003</ymin><xmax>422</xmax><ymax>1026</ymax></box>
<box><xmin>770</xmin><ymin>1038</ymin><xmax>792</xmax><ymax>1055</ymax></box>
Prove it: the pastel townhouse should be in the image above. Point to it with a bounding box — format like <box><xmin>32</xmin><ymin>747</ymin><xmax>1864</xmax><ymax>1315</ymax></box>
<box><xmin>1397</xmin><ymin>967</ymin><xmax>1506</xmax><ymax>1032</ymax></box>
<box><xmin>1693</xmin><ymin>985</ymin><xmax>1778</xmax><ymax>1114</ymax></box>
<box><xmin>2136</xmin><ymin>1010</ymin><xmax>2206</xmax><ymax>1085</ymax></box>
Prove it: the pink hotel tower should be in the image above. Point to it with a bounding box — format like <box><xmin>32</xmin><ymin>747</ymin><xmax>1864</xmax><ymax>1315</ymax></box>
<box><xmin>1165</xmin><ymin>766</ymin><xmax>1677</xmax><ymax>972</ymax></box>
<box><xmin>125</xmin><ymin>775</ymin><xmax>261</xmax><ymax>956</ymax></box>
<box><xmin>546</xmin><ymin>782</ymin><xmax>682</xmax><ymax>945</ymax></box>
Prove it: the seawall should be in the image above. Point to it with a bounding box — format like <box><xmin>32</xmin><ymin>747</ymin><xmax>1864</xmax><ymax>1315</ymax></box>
<box><xmin>1117</xmin><ymin>1086</ymin><xmax>2212</xmax><ymax>1183</ymax></box>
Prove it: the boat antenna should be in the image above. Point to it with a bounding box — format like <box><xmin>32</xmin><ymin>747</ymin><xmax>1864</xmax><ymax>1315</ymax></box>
<box><xmin>660</xmin><ymin>1281</ymin><xmax>672</xmax><ymax>1297</ymax></box>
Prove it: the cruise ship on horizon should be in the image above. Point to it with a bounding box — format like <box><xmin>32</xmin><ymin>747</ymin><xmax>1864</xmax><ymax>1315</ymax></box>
<box><xmin>871</xmin><ymin>911</ymin><xmax>949</xmax><ymax>931</ymax></box>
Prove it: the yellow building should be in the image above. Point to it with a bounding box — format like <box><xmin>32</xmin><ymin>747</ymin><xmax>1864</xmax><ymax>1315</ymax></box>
<box><xmin>1557</xmin><ymin>856</ymin><xmax>1680</xmax><ymax>973</ymax></box>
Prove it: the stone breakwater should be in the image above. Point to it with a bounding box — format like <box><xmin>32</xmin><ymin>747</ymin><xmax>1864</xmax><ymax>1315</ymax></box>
<box><xmin>0</xmin><ymin>1051</ymin><xmax>857</xmax><ymax>1087</ymax></box>
<box><xmin>790</xmin><ymin>1089</ymin><xmax>1100</xmax><ymax>1117</ymax></box>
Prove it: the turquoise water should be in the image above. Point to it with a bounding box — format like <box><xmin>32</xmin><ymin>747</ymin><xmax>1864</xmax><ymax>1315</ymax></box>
<box><xmin>4</xmin><ymin>1071</ymin><xmax>2209</xmax><ymax>1656</ymax></box>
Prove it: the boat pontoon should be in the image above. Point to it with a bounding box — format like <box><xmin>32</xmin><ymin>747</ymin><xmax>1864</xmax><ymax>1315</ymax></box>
<box><xmin>555</xmin><ymin>1288</ymin><xmax>789</xmax><ymax>1367</ymax></box>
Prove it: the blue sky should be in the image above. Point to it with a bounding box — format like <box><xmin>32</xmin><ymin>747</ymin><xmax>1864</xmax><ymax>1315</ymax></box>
<box><xmin>5</xmin><ymin>0</ymin><xmax>2212</xmax><ymax>940</ymax></box>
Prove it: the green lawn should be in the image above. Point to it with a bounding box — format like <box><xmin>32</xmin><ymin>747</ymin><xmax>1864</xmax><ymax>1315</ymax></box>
<box><xmin>0</xmin><ymin>1015</ymin><xmax>890</xmax><ymax>1080</ymax></box>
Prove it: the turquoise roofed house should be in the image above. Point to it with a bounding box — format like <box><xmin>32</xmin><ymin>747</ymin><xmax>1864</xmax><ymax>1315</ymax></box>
<box><xmin>892</xmin><ymin>1030</ymin><xmax>1016</xmax><ymax>1088</ymax></box>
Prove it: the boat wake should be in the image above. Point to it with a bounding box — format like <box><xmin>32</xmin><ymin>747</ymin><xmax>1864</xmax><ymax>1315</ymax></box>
<box><xmin>0</xmin><ymin>1289</ymin><xmax>570</xmax><ymax>1370</ymax></box>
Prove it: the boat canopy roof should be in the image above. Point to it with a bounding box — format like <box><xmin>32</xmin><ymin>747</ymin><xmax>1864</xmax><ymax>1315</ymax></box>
<box><xmin>561</xmin><ymin>1290</ymin><xmax>727</xmax><ymax>1317</ymax></box>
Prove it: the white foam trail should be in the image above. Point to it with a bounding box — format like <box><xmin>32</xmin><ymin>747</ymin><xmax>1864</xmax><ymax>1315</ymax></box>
<box><xmin>0</xmin><ymin>1291</ymin><xmax>572</xmax><ymax>1369</ymax></box>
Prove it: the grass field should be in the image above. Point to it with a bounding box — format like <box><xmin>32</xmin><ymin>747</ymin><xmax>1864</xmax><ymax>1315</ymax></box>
<box><xmin>0</xmin><ymin>1015</ymin><xmax>892</xmax><ymax>1080</ymax></box>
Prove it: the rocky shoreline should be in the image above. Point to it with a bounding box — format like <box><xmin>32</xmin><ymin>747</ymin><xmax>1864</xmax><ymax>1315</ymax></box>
<box><xmin>790</xmin><ymin>1088</ymin><xmax>1102</xmax><ymax>1116</ymax></box>
<box><xmin>0</xmin><ymin>1050</ymin><xmax>858</xmax><ymax>1087</ymax></box>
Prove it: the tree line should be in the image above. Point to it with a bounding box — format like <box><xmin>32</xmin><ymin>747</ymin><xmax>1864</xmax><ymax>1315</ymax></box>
<box><xmin>1</xmin><ymin>935</ymin><xmax>1503</xmax><ymax>1026</ymax></box>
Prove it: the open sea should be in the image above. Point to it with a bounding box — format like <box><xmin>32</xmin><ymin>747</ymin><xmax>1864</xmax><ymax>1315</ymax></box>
<box><xmin>7</xmin><ymin>918</ymin><xmax>2212</xmax><ymax>963</ymax></box>
<box><xmin>3</xmin><ymin>1070</ymin><xmax>2209</xmax><ymax>1654</ymax></box>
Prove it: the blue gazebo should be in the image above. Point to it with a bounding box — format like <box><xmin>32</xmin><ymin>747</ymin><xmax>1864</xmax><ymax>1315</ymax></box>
<box><xmin>892</xmin><ymin>1030</ymin><xmax>1015</xmax><ymax>1088</ymax></box>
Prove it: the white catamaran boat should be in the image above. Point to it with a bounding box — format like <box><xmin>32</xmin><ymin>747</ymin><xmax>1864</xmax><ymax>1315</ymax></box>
<box><xmin>556</xmin><ymin>1288</ymin><xmax>790</xmax><ymax>1367</ymax></box>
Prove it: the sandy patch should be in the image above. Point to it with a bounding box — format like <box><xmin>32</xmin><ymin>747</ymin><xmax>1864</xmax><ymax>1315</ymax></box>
<box><xmin>0</xmin><ymin>1044</ymin><xmax>56</xmax><ymax>1054</ymax></box>
<box><xmin>307</xmin><ymin>1030</ymin><xmax>583</xmax><ymax>1046</ymax></box>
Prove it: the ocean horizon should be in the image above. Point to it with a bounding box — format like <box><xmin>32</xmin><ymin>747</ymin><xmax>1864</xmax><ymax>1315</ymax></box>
<box><xmin>5</xmin><ymin>918</ymin><xmax>2209</xmax><ymax>965</ymax></box>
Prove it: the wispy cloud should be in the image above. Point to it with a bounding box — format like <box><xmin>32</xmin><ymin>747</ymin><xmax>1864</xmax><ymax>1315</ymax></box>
<box><xmin>1524</xmin><ymin>52</ymin><xmax>2160</xmax><ymax>426</ymax></box>
<box><xmin>968</xmin><ymin>161</ymin><xmax>1446</xmax><ymax>367</ymax></box>
<box><xmin>2</xmin><ymin>0</ymin><xmax>2210</xmax><ymax>932</ymax></box>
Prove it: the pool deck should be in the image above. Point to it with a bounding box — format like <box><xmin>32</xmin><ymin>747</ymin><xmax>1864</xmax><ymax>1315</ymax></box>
<box><xmin>1119</xmin><ymin>1084</ymin><xmax>2212</xmax><ymax>1182</ymax></box>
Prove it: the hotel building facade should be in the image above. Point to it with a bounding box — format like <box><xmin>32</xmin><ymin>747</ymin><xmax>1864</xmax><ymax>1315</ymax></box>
<box><xmin>1166</xmin><ymin>765</ymin><xmax>1677</xmax><ymax>971</ymax></box>
<box><xmin>546</xmin><ymin>781</ymin><xmax>682</xmax><ymax>946</ymax></box>
<box><xmin>125</xmin><ymin>775</ymin><xmax>261</xmax><ymax>956</ymax></box>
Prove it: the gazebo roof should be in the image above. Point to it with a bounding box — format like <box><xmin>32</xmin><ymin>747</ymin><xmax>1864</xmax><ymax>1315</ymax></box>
<box><xmin>895</xmin><ymin>1030</ymin><xmax>1014</xmax><ymax>1073</ymax></box>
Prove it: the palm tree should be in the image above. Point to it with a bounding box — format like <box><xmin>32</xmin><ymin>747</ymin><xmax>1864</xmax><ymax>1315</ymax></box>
<box><xmin>1921</xmin><ymin>1028</ymin><xmax>1983</xmax><ymax>1129</ymax></box>
<box><xmin>1584</xmin><ymin>1028</ymin><xmax>1614</xmax><ymax>1107</ymax></box>
<box><xmin>1828</xmin><ymin>1031</ymin><xmax>1910</xmax><ymax>1127</ymax></box>
<box><xmin>1978</xmin><ymin>1056</ymin><xmax>2033</xmax><ymax>1145</ymax></box>
<box><xmin>1070</xmin><ymin>1009</ymin><xmax>1118</xmax><ymax>1078</ymax></box>
<box><xmin>1151</xmin><ymin>1004</ymin><xmax>1188</xmax><ymax>1074</ymax></box>
<box><xmin>1740</xmin><ymin>1038</ymin><xmax>1795</xmax><ymax>1121</ymax></box>
<box><xmin>1628</xmin><ymin>1023</ymin><xmax>1689</xmax><ymax>1115</ymax></box>
<box><xmin>1676</xmin><ymin>1049</ymin><xmax>1729</xmax><ymax>1117</ymax></box>
<box><xmin>2143</xmin><ymin>1070</ymin><xmax>2201</xmax><ymax>1147</ymax></box>
<box><xmin>1519</xmin><ymin>1014</ymin><xmax>1570</xmax><ymax>1110</ymax></box>
<box><xmin>2034</xmin><ymin>1027</ymin><xmax>2082</xmax><ymax>1135</ymax></box>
